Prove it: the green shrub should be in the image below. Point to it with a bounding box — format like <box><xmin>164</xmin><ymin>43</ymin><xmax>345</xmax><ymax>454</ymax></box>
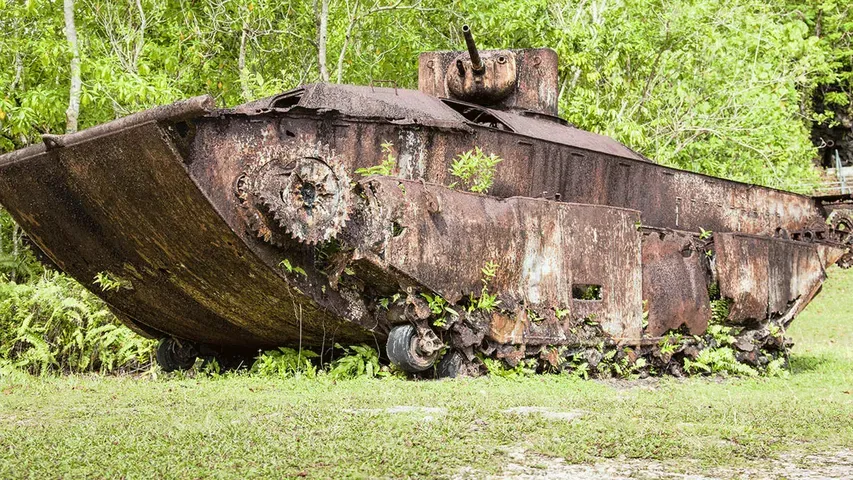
<box><xmin>251</xmin><ymin>347</ymin><xmax>318</xmax><ymax>378</ymax></box>
<box><xmin>0</xmin><ymin>272</ymin><xmax>154</xmax><ymax>375</ymax></box>
<box><xmin>329</xmin><ymin>344</ymin><xmax>385</xmax><ymax>380</ymax></box>
<box><xmin>449</xmin><ymin>147</ymin><xmax>503</xmax><ymax>194</ymax></box>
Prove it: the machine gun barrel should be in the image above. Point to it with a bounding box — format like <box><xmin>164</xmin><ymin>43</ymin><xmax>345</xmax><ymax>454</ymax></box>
<box><xmin>461</xmin><ymin>25</ymin><xmax>485</xmax><ymax>74</ymax></box>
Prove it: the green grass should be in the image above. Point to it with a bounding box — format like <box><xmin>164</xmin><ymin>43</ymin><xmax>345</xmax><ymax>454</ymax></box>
<box><xmin>1</xmin><ymin>269</ymin><xmax>852</xmax><ymax>479</ymax></box>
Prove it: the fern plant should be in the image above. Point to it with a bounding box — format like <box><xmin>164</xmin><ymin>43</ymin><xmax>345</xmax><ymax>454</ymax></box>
<box><xmin>251</xmin><ymin>347</ymin><xmax>318</xmax><ymax>378</ymax></box>
<box><xmin>0</xmin><ymin>271</ymin><xmax>154</xmax><ymax>375</ymax></box>
<box><xmin>328</xmin><ymin>344</ymin><xmax>385</xmax><ymax>379</ymax></box>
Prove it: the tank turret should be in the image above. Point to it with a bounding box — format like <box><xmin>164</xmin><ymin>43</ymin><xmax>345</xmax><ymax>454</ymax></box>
<box><xmin>418</xmin><ymin>25</ymin><xmax>559</xmax><ymax>116</ymax></box>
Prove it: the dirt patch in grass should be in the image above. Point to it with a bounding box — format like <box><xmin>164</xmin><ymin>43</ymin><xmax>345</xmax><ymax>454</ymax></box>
<box><xmin>502</xmin><ymin>406</ymin><xmax>585</xmax><ymax>421</ymax></box>
<box><xmin>465</xmin><ymin>448</ymin><xmax>853</xmax><ymax>479</ymax></box>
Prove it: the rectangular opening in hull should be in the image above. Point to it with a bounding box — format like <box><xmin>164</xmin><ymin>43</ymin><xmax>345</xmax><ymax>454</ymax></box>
<box><xmin>572</xmin><ymin>284</ymin><xmax>603</xmax><ymax>301</ymax></box>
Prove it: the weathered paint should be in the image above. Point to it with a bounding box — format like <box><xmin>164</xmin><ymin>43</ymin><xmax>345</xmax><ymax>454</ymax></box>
<box><xmin>348</xmin><ymin>177</ymin><xmax>644</xmax><ymax>342</ymax></box>
<box><xmin>641</xmin><ymin>230</ymin><xmax>711</xmax><ymax>337</ymax></box>
<box><xmin>715</xmin><ymin>233</ymin><xmax>844</xmax><ymax>324</ymax></box>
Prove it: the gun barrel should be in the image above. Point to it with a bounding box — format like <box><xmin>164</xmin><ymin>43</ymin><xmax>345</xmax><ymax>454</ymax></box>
<box><xmin>462</xmin><ymin>25</ymin><xmax>484</xmax><ymax>74</ymax></box>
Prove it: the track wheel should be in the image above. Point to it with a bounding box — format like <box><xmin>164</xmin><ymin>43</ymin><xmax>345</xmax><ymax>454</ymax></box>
<box><xmin>155</xmin><ymin>338</ymin><xmax>197</xmax><ymax>372</ymax></box>
<box><xmin>436</xmin><ymin>350</ymin><xmax>465</xmax><ymax>379</ymax></box>
<box><xmin>386</xmin><ymin>324</ymin><xmax>440</xmax><ymax>373</ymax></box>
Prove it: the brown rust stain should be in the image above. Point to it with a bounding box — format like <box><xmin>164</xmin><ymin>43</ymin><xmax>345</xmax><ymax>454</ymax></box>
<box><xmin>0</xmin><ymin>121</ymin><xmax>370</xmax><ymax>348</ymax></box>
<box><xmin>715</xmin><ymin>233</ymin><xmax>834</xmax><ymax>324</ymax></box>
<box><xmin>349</xmin><ymin>177</ymin><xmax>645</xmax><ymax>343</ymax></box>
<box><xmin>642</xmin><ymin>231</ymin><xmax>711</xmax><ymax>336</ymax></box>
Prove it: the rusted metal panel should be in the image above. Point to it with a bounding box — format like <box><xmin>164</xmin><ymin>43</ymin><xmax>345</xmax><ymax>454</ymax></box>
<box><xmin>492</xmin><ymin>111</ymin><xmax>647</xmax><ymax>161</ymax></box>
<box><xmin>295</xmin><ymin>83</ymin><xmax>468</xmax><ymax>128</ymax></box>
<box><xmin>715</xmin><ymin>233</ymin><xmax>832</xmax><ymax>324</ymax></box>
<box><xmin>348</xmin><ymin>177</ymin><xmax>644</xmax><ymax>342</ymax></box>
<box><xmin>0</xmin><ymin>95</ymin><xmax>214</xmax><ymax>166</ymax></box>
<box><xmin>193</xmin><ymin>110</ymin><xmax>823</xmax><ymax>243</ymax></box>
<box><xmin>0</xmin><ymin>120</ymin><xmax>372</xmax><ymax>348</ymax></box>
<box><xmin>642</xmin><ymin>231</ymin><xmax>711</xmax><ymax>336</ymax></box>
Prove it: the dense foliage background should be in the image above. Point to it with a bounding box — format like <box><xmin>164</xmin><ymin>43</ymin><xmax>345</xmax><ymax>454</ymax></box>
<box><xmin>0</xmin><ymin>0</ymin><xmax>850</xmax><ymax>373</ymax></box>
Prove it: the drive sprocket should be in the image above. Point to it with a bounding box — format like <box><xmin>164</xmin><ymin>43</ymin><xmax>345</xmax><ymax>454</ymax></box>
<box><xmin>246</xmin><ymin>143</ymin><xmax>352</xmax><ymax>245</ymax></box>
<box><xmin>827</xmin><ymin>209</ymin><xmax>853</xmax><ymax>268</ymax></box>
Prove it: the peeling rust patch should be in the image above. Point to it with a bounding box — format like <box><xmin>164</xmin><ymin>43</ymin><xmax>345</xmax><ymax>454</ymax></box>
<box><xmin>715</xmin><ymin>233</ymin><xmax>842</xmax><ymax>325</ymax></box>
<box><xmin>642</xmin><ymin>230</ymin><xmax>711</xmax><ymax>336</ymax></box>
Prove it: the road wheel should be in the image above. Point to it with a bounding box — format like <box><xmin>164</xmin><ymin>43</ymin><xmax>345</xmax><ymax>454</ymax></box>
<box><xmin>386</xmin><ymin>324</ymin><xmax>439</xmax><ymax>373</ymax></box>
<box><xmin>436</xmin><ymin>350</ymin><xmax>465</xmax><ymax>379</ymax></box>
<box><xmin>155</xmin><ymin>338</ymin><xmax>197</xmax><ymax>372</ymax></box>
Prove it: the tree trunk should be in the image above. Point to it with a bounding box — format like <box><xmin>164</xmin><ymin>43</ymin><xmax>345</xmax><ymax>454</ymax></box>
<box><xmin>317</xmin><ymin>0</ymin><xmax>330</xmax><ymax>82</ymax></box>
<box><xmin>238</xmin><ymin>24</ymin><xmax>251</xmax><ymax>102</ymax></box>
<box><xmin>10</xmin><ymin>224</ymin><xmax>20</xmax><ymax>283</ymax></box>
<box><xmin>10</xmin><ymin>53</ymin><xmax>23</xmax><ymax>92</ymax></box>
<box><xmin>336</xmin><ymin>0</ymin><xmax>361</xmax><ymax>84</ymax></box>
<box><xmin>63</xmin><ymin>0</ymin><xmax>82</xmax><ymax>134</ymax></box>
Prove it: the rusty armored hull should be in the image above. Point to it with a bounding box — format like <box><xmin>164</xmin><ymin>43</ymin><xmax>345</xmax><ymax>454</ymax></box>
<box><xmin>1</xmin><ymin>28</ymin><xmax>851</xmax><ymax>375</ymax></box>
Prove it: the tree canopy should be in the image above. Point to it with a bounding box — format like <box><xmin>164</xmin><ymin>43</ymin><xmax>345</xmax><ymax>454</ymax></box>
<box><xmin>1</xmin><ymin>0</ymin><xmax>850</xmax><ymax>187</ymax></box>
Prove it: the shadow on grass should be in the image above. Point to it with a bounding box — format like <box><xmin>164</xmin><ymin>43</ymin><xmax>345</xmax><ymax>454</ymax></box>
<box><xmin>789</xmin><ymin>354</ymin><xmax>832</xmax><ymax>374</ymax></box>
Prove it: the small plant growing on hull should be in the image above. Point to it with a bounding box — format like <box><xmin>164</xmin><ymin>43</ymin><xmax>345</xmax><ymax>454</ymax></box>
<box><xmin>379</xmin><ymin>293</ymin><xmax>402</xmax><ymax>310</ymax></box>
<box><xmin>93</xmin><ymin>271</ymin><xmax>133</xmax><ymax>292</ymax></box>
<box><xmin>658</xmin><ymin>332</ymin><xmax>684</xmax><ymax>357</ymax></box>
<box><xmin>467</xmin><ymin>261</ymin><xmax>501</xmax><ymax>313</ymax></box>
<box><xmin>421</xmin><ymin>292</ymin><xmax>458</xmax><ymax>327</ymax></box>
<box><xmin>449</xmin><ymin>147</ymin><xmax>502</xmax><ymax>193</ymax></box>
<box><xmin>526</xmin><ymin>308</ymin><xmax>544</xmax><ymax>323</ymax></box>
<box><xmin>279</xmin><ymin>258</ymin><xmax>307</xmax><ymax>277</ymax></box>
<box><xmin>710</xmin><ymin>298</ymin><xmax>731</xmax><ymax>324</ymax></box>
<box><xmin>355</xmin><ymin>141</ymin><xmax>397</xmax><ymax>177</ymax></box>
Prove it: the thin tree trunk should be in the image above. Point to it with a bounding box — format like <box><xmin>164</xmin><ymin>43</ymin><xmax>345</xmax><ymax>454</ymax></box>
<box><xmin>11</xmin><ymin>224</ymin><xmax>20</xmax><ymax>283</ymax></box>
<box><xmin>133</xmin><ymin>0</ymin><xmax>146</xmax><ymax>73</ymax></box>
<box><xmin>10</xmin><ymin>53</ymin><xmax>23</xmax><ymax>92</ymax></box>
<box><xmin>317</xmin><ymin>0</ymin><xmax>330</xmax><ymax>82</ymax></box>
<box><xmin>336</xmin><ymin>0</ymin><xmax>360</xmax><ymax>84</ymax></box>
<box><xmin>238</xmin><ymin>24</ymin><xmax>251</xmax><ymax>101</ymax></box>
<box><xmin>63</xmin><ymin>0</ymin><xmax>82</xmax><ymax>133</ymax></box>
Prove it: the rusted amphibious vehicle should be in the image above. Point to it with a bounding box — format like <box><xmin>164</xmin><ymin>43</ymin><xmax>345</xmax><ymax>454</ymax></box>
<box><xmin>1</xmin><ymin>26</ymin><xmax>851</xmax><ymax>376</ymax></box>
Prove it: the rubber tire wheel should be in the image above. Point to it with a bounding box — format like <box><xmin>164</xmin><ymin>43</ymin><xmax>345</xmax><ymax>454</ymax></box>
<box><xmin>386</xmin><ymin>324</ymin><xmax>438</xmax><ymax>373</ymax></box>
<box><xmin>436</xmin><ymin>350</ymin><xmax>464</xmax><ymax>379</ymax></box>
<box><xmin>155</xmin><ymin>338</ymin><xmax>197</xmax><ymax>372</ymax></box>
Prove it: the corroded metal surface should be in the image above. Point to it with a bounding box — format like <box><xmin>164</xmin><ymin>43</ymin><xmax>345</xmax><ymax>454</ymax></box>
<box><xmin>248</xmin><ymin>143</ymin><xmax>352</xmax><ymax>245</ymax></box>
<box><xmin>641</xmin><ymin>230</ymin><xmax>711</xmax><ymax>336</ymax></box>
<box><xmin>715</xmin><ymin>233</ymin><xmax>844</xmax><ymax>324</ymax></box>
<box><xmin>198</xmin><ymin>100</ymin><xmax>822</xmax><ymax>239</ymax></box>
<box><xmin>419</xmin><ymin>48</ymin><xmax>560</xmax><ymax>116</ymax></box>
<box><xmin>346</xmin><ymin>177</ymin><xmax>644</xmax><ymax>342</ymax></box>
<box><xmin>0</xmin><ymin>120</ymin><xmax>371</xmax><ymax>349</ymax></box>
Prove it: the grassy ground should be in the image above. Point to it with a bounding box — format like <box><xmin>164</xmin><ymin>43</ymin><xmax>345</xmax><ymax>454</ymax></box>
<box><xmin>1</xmin><ymin>269</ymin><xmax>852</xmax><ymax>479</ymax></box>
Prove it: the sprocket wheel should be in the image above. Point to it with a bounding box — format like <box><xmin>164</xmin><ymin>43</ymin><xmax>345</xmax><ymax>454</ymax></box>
<box><xmin>827</xmin><ymin>209</ymin><xmax>853</xmax><ymax>268</ymax></box>
<box><xmin>248</xmin><ymin>144</ymin><xmax>352</xmax><ymax>245</ymax></box>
